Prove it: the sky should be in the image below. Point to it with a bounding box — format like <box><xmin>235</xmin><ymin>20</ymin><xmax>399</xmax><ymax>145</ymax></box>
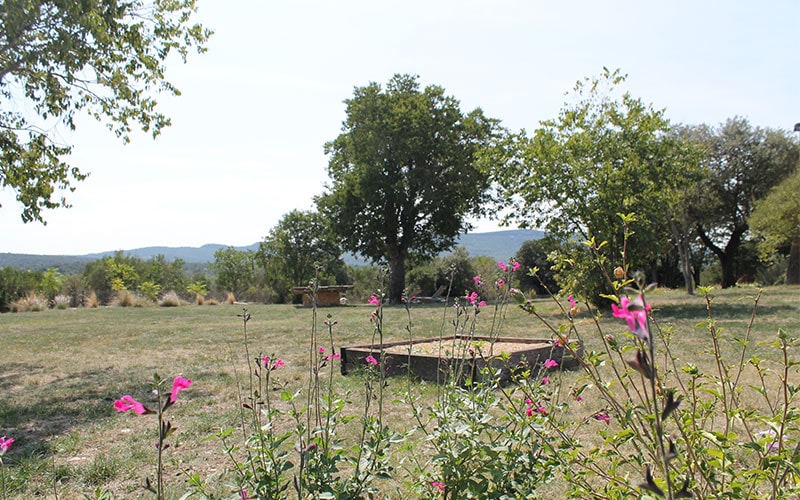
<box><xmin>2</xmin><ymin>0</ymin><xmax>799</xmax><ymax>255</ymax></box>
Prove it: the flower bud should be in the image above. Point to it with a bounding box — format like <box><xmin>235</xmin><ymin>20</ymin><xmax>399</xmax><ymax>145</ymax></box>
<box><xmin>614</xmin><ymin>266</ymin><xmax>625</xmax><ymax>279</ymax></box>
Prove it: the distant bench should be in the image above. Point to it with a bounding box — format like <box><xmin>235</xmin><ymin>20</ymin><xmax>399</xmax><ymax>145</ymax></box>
<box><xmin>291</xmin><ymin>285</ymin><xmax>356</xmax><ymax>307</ymax></box>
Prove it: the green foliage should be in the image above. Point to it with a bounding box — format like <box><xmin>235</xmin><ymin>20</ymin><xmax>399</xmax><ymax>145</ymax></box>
<box><xmin>750</xmin><ymin>169</ymin><xmax>800</xmax><ymax>285</ymax></box>
<box><xmin>407</xmin><ymin>246</ymin><xmax>476</xmax><ymax>298</ymax></box>
<box><xmin>679</xmin><ymin>117</ymin><xmax>799</xmax><ymax>287</ymax></box>
<box><xmin>515</xmin><ymin>237</ymin><xmax>562</xmax><ymax>295</ymax></box>
<box><xmin>257</xmin><ymin>210</ymin><xmax>347</xmax><ymax>303</ymax></box>
<box><xmin>0</xmin><ymin>267</ymin><xmax>39</xmax><ymax>312</ymax></box>
<box><xmin>210</xmin><ymin>246</ymin><xmax>255</xmax><ymax>299</ymax></box>
<box><xmin>138</xmin><ymin>281</ymin><xmax>162</xmax><ymax>302</ymax></box>
<box><xmin>317</xmin><ymin>74</ymin><xmax>500</xmax><ymax>303</ymax></box>
<box><xmin>487</xmin><ymin>68</ymin><xmax>700</xmax><ymax>303</ymax></box>
<box><xmin>0</xmin><ymin>0</ymin><xmax>211</xmax><ymax>223</ymax></box>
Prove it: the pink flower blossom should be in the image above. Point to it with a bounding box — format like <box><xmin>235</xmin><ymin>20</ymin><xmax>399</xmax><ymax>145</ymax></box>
<box><xmin>611</xmin><ymin>295</ymin><xmax>651</xmax><ymax>341</ymax></box>
<box><xmin>170</xmin><ymin>376</ymin><xmax>192</xmax><ymax>403</ymax></box>
<box><xmin>368</xmin><ymin>295</ymin><xmax>380</xmax><ymax>306</ymax></box>
<box><xmin>239</xmin><ymin>488</ymin><xmax>249</xmax><ymax>500</ymax></box>
<box><xmin>496</xmin><ymin>278</ymin><xmax>506</xmax><ymax>288</ymax></box>
<box><xmin>465</xmin><ymin>291</ymin><xmax>480</xmax><ymax>305</ymax></box>
<box><xmin>431</xmin><ymin>481</ymin><xmax>445</xmax><ymax>492</ymax></box>
<box><xmin>473</xmin><ymin>275</ymin><xmax>483</xmax><ymax>286</ymax></box>
<box><xmin>594</xmin><ymin>412</ymin><xmax>611</xmax><ymax>425</ymax></box>
<box><xmin>497</xmin><ymin>261</ymin><xmax>507</xmax><ymax>272</ymax></box>
<box><xmin>326</xmin><ymin>353</ymin><xmax>341</xmax><ymax>361</ymax></box>
<box><xmin>536</xmin><ymin>405</ymin><xmax>547</xmax><ymax>415</ymax></box>
<box><xmin>365</xmin><ymin>355</ymin><xmax>378</xmax><ymax>366</ymax></box>
<box><xmin>512</xmin><ymin>261</ymin><xmax>521</xmax><ymax>272</ymax></box>
<box><xmin>553</xmin><ymin>337</ymin><xmax>564</xmax><ymax>347</ymax></box>
<box><xmin>543</xmin><ymin>358</ymin><xmax>558</xmax><ymax>369</ymax></box>
<box><xmin>567</xmin><ymin>295</ymin><xmax>576</xmax><ymax>308</ymax></box>
<box><xmin>541</xmin><ymin>376</ymin><xmax>550</xmax><ymax>385</ymax></box>
<box><xmin>273</xmin><ymin>359</ymin><xmax>285</xmax><ymax>369</ymax></box>
<box><xmin>114</xmin><ymin>395</ymin><xmax>150</xmax><ymax>415</ymax></box>
<box><xmin>319</xmin><ymin>346</ymin><xmax>326</xmax><ymax>354</ymax></box>
<box><xmin>478</xmin><ymin>300</ymin><xmax>487</xmax><ymax>307</ymax></box>
<box><xmin>0</xmin><ymin>436</ymin><xmax>14</xmax><ymax>453</ymax></box>
<box><xmin>525</xmin><ymin>406</ymin><xmax>533</xmax><ymax>417</ymax></box>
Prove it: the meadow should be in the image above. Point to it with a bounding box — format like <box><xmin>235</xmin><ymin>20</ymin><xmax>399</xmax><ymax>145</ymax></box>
<box><xmin>0</xmin><ymin>285</ymin><xmax>798</xmax><ymax>498</ymax></box>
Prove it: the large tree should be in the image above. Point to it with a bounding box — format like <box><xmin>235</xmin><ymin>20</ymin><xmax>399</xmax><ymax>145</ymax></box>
<box><xmin>749</xmin><ymin>169</ymin><xmax>800</xmax><ymax>285</ymax></box>
<box><xmin>317</xmin><ymin>74</ymin><xmax>498</xmax><ymax>303</ymax></box>
<box><xmin>256</xmin><ymin>209</ymin><xmax>346</xmax><ymax>303</ymax></box>
<box><xmin>486</xmin><ymin>69</ymin><xmax>700</xmax><ymax>300</ymax></box>
<box><xmin>679</xmin><ymin>117</ymin><xmax>798</xmax><ymax>287</ymax></box>
<box><xmin>0</xmin><ymin>0</ymin><xmax>211</xmax><ymax>223</ymax></box>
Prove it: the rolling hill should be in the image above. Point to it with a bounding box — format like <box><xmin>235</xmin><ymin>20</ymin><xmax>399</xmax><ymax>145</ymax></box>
<box><xmin>1</xmin><ymin>229</ymin><xmax>544</xmax><ymax>272</ymax></box>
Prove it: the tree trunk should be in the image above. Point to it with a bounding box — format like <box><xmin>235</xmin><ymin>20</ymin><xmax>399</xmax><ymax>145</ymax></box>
<box><xmin>387</xmin><ymin>246</ymin><xmax>406</xmax><ymax>304</ymax></box>
<box><xmin>719</xmin><ymin>254</ymin><xmax>737</xmax><ymax>288</ymax></box>
<box><xmin>786</xmin><ymin>235</ymin><xmax>800</xmax><ymax>285</ymax></box>
<box><xmin>668</xmin><ymin>216</ymin><xmax>694</xmax><ymax>295</ymax></box>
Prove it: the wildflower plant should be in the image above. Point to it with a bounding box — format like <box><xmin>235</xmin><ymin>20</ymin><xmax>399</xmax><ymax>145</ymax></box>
<box><xmin>114</xmin><ymin>374</ymin><xmax>192</xmax><ymax>499</ymax></box>
<box><xmin>510</xmin><ymin>213</ymin><xmax>800</xmax><ymax>499</ymax></box>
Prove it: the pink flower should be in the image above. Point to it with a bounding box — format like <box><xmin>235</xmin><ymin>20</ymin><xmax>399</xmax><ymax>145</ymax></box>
<box><xmin>478</xmin><ymin>300</ymin><xmax>487</xmax><ymax>307</ymax></box>
<box><xmin>575</xmin><ymin>395</ymin><xmax>583</xmax><ymax>402</ymax></box>
<box><xmin>553</xmin><ymin>337</ymin><xmax>564</xmax><ymax>347</ymax></box>
<box><xmin>431</xmin><ymin>481</ymin><xmax>445</xmax><ymax>492</ymax></box>
<box><xmin>543</xmin><ymin>358</ymin><xmax>558</xmax><ymax>369</ymax></box>
<box><xmin>326</xmin><ymin>353</ymin><xmax>341</xmax><ymax>361</ymax></box>
<box><xmin>612</xmin><ymin>295</ymin><xmax>651</xmax><ymax>341</ymax></box>
<box><xmin>365</xmin><ymin>355</ymin><xmax>378</xmax><ymax>366</ymax></box>
<box><xmin>0</xmin><ymin>436</ymin><xmax>14</xmax><ymax>453</ymax></box>
<box><xmin>368</xmin><ymin>295</ymin><xmax>380</xmax><ymax>306</ymax></box>
<box><xmin>273</xmin><ymin>359</ymin><xmax>285</xmax><ymax>370</ymax></box>
<box><xmin>594</xmin><ymin>412</ymin><xmax>611</xmax><ymax>425</ymax></box>
<box><xmin>239</xmin><ymin>488</ymin><xmax>249</xmax><ymax>500</ymax></box>
<box><xmin>525</xmin><ymin>406</ymin><xmax>533</xmax><ymax>417</ymax></box>
<box><xmin>114</xmin><ymin>395</ymin><xmax>150</xmax><ymax>415</ymax></box>
<box><xmin>496</xmin><ymin>278</ymin><xmax>506</xmax><ymax>288</ymax></box>
<box><xmin>541</xmin><ymin>376</ymin><xmax>550</xmax><ymax>385</ymax></box>
<box><xmin>567</xmin><ymin>295</ymin><xmax>576</xmax><ymax>308</ymax></box>
<box><xmin>465</xmin><ymin>291</ymin><xmax>480</xmax><ymax>305</ymax></box>
<box><xmin>170</xmin><ymin>376</ymin><xmax>192</xmax><ymax>403</ymax></box>
<box><xmin>497</xmin><ymin>261</ymin><xmax>507</xmax><ymax>272</ymax></box>
<box><xmin>536</xmin><ymin>405</ymin><xmax>547</xmax><ymax>415</ymax></box>
<box><xmin>512</xmin><ymin>261</ymin><xmax>521</xmax><ymax>272</ymax></box>
<box><xmin>473</xmin><ymin>275</ymin><xmax>483</xmax><ymax>286</ymax></box>
<box><xmin>319</xmin><ymin>346</ymin><xmax>326</xmax><ymax>354</ymax></box>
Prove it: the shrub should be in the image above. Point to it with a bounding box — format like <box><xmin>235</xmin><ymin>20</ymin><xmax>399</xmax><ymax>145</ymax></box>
<box><xmin>224</xmin><ymin>292</ymin><xmax>235</xmax><ymax>304</ymax></box>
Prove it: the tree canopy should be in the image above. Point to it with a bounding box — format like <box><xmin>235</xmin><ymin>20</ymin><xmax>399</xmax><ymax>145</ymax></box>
<box><xmin>679</xmin><ymin>117</ymin><xmax>798</xmax><ymax>287</ymax></box>
<box><xmin>256</xmin><ymin>209</ymin><xmax>346</xmax><ymax>303</ymax></box>
<box><xmin>486</xmin><ymin>69</ymin><xmax>700</xmax><ymax>301</ymax></box>
<box><xmin>317</xmin><ymin>74</ymin><xmax>499</xmax><ymax>303</ymax></box>
<box><xmin>0</xmin><ymin>0</ymin><xmax>211</xmax><ymax>222</ymax></box>
<box><xmin>749</xmin><ymin>169</ymin><xmax>800</xmax><ymax>284</ymax></box>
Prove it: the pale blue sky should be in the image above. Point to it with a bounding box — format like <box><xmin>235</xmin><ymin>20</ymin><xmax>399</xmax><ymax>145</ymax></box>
<box><xmin>2</xmin><ymin>0</ymin><xmax>798</xmax><ymax>255</ymax></box>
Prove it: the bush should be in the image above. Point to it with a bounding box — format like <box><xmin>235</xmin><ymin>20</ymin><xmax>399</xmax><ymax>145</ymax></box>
<box><xmin>159</xmin><ymin>291</ymin><xmax>182</xmax><ymax>307</ymax></box>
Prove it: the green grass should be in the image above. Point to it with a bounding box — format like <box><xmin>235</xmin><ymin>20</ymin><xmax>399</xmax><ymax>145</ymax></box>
<box><xmin>0</xmin><ymin>286</ymin><xmax>798</xmax><ymax>498</ymax></box>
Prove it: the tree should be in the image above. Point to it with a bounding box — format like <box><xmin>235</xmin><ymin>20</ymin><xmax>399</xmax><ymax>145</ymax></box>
<box><xmin>256</xmin><ymin>209</ymin><xmax>346</xmax><ymax>303</ymax></box>
<box><xmin>486</xmin><ymin>69</ymin><xmax>700</xmax><ymax>302</ymax></box>
<box><xmin>749</xmin><ymin>169</ymin><xmax>800</xmax><ymax>284</ymax></box>
<box><xmin>0</xmin><ymin>0</ymin><xmax>211</xmax><ymax>223</ymax></box>
<box><xmin>680</xmin><ymin>117</ymin><xmax>798</xmax><ymax>287</ymax></box>
<box><xmin>317</xmin><ymin>74</ymin><xmax>499</xmax><ymax>303</ymax></box>
<box><xmin>514</xmin><ymin>237</ymin><xmax>561</xmax><ymax>296</ymax></box>
<box><xmin>211</xmin><ymin>247</ymin><xmax>254</xmax><ymax>299</ymax></box>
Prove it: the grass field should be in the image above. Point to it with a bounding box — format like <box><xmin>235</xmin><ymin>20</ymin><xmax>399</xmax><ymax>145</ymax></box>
<box><xmin>0</xmin><ymin>285</ymin><xmax>798</xmax><ymax>498</ymax></box>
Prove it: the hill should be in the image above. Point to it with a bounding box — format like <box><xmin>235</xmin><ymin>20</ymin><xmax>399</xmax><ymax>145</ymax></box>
<box><xmin>0</xmin><ymin>229</ymin><xmax>544</xmax><ymax>272</ymax></box>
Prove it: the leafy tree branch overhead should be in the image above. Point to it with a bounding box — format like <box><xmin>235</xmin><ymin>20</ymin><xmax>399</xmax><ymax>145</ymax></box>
<box><xmin>0</xmin><ymin>0</ymin><xmax>212</xmax><ymax>223</ymax></box>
